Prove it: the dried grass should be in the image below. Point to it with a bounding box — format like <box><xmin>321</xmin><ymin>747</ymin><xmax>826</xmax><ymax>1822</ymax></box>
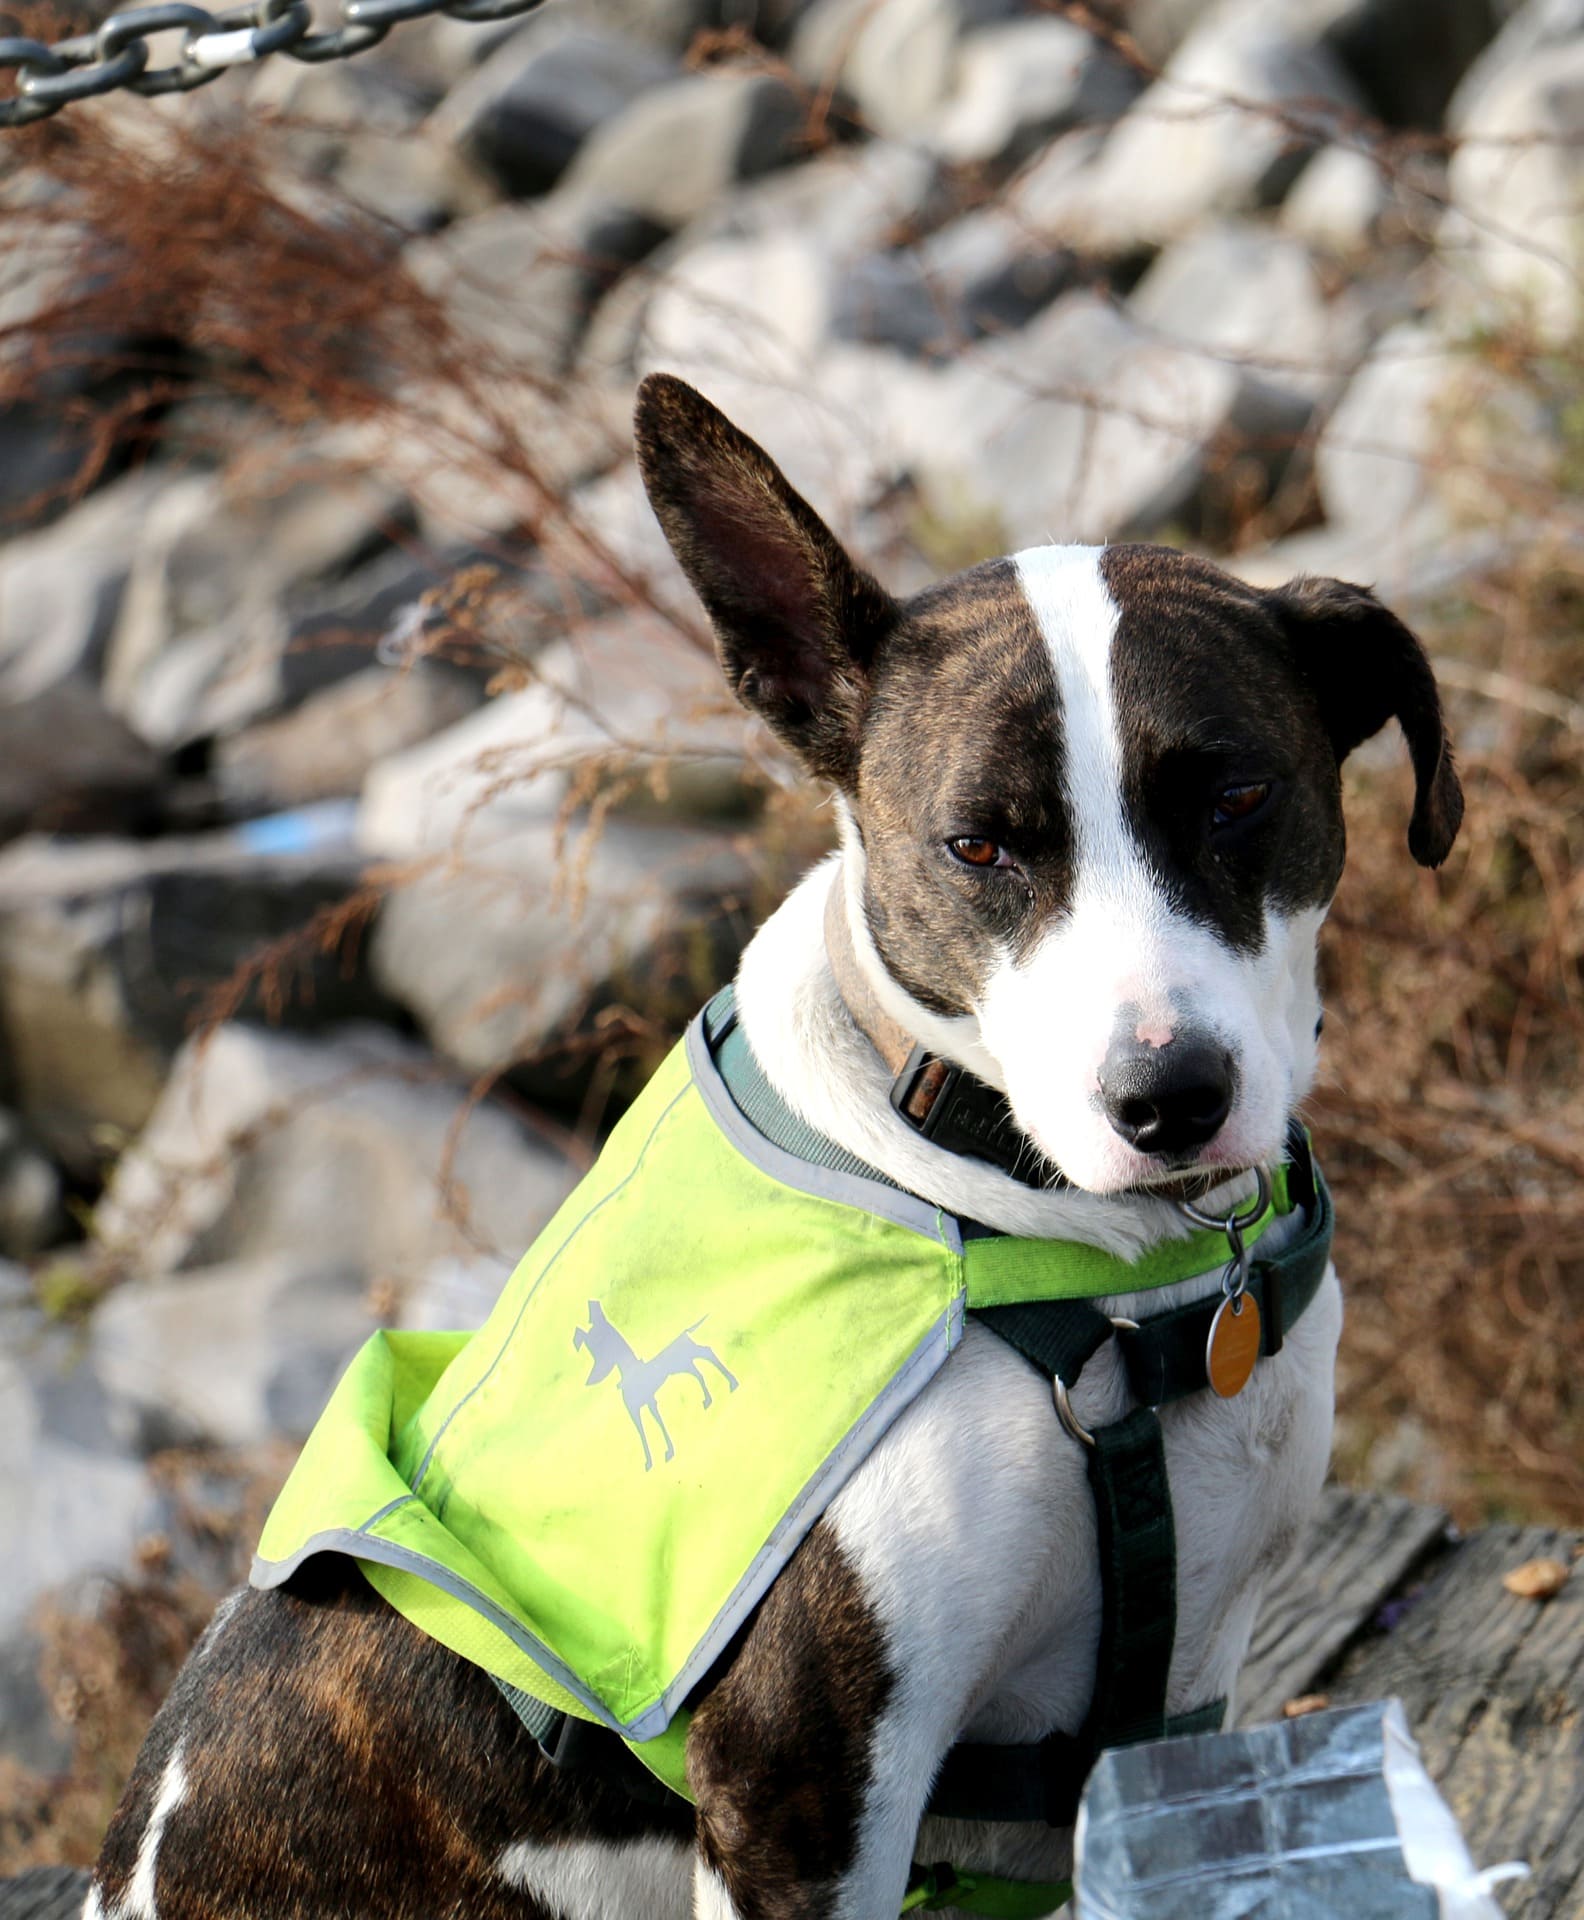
<box><xmin>1319</xmin><ymin>542</ymin><xmax>1584</xmax><ymax>1524</ymax></box>
<box><xmin>0</xmin><ymin>1448</ymin><xmax>290</xmax><ymax>1871</ymax></box>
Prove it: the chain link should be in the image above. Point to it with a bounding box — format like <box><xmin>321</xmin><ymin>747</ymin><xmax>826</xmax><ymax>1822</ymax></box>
<box><xmin>0</xmin><ymin>0</ymin><xmax>544</xmax><ymax>126</ymax></box>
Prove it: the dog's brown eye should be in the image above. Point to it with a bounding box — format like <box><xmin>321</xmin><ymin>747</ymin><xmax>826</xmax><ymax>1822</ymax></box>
<box><xmin>948</xmin><ymin>836</ymin><xmax>1005</xmax><ymax>868</ymax></box>
<box><xmin>1212</xmin><ymin>783</ymin><xmax>1271</xmax><ymax>827</ymax></box>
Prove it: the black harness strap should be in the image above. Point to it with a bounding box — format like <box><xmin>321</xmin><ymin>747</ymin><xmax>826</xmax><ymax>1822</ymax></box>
<box><xmin>929</xmin><ymin>1314</ymin><xmax>1184</xmax><ymax>1824</ymax></box>
<box><xmin>930</xmin><ymin>1125</ymin><xmax>1330</xmax><ymax>1824</ymax></box>
<box><xmin>970</xmin><ymin>1299</ymin><xmax>1113</xmax><ymax>1393</ymax></box>
<box><xmin>1086</xmin><ymin>1407</ymin><xmax>1176</xmax><ymax>1750</ymax></box>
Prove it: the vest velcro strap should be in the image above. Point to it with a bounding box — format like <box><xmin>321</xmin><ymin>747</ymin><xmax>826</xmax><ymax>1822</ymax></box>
<box><xmin>489</xmin><ymin>1689</ymin><xmax>693</xmax><ymax>1811</ymax></box>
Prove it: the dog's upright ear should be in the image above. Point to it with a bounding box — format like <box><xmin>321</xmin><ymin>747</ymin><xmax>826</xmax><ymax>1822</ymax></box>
<box><xmin>1271</xmin><ymin>574</ymin><xmax>1464</xmax><ymax>868</ymax></box>
<box><xmin>634</xmin><ymin>374</ymin><xmax>897</xmax><ymax>787</ymax></box>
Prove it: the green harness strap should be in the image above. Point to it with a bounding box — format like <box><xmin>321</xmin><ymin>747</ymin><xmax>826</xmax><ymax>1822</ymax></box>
<box><xmin>903</xmin><ymin>1864</ymin><xmax>1074</xmax><ymax>1915</ymax></box>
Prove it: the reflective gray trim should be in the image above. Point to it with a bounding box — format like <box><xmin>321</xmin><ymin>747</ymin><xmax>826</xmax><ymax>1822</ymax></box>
<box><xmin>358</xmin><ymin>1493</ymin><xmax>417</xmax><ymax>1531</ymax></box>
<box><xmin>686</xmin><ymin>1011</ymin><xmax>963</xmax><ymax>1254</ymax></box>
<box><xmin>250</xmin><ymin>1529</ymin><xmax>658</xmax><ymax>1738</ymax></box>
<box><xmin>653</xmin><ymin>1301</ymin><xmax>959</xmax><ymax>1729</ymax></box>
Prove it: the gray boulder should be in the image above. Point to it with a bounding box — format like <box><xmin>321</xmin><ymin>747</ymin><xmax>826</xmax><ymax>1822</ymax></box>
<box><xmin>96</xmin><ymin>1021</ymin><xmax>578</xmax><ymax>1284</ymax></box>
<box><xmin>1266</xmin><ymin>0</ymin><xmax>1498</xmax><ymax>129</ymax></box>
<box><xmin>826</xmin><ymin>215</ymin><xmax>1077</xmax><ymax>359</ymax></box>
<box><xmin>0</xmin><ymin>1274</ymin><xmax>160</xmax><ymax>1737</ymax></box>
<box><xmin>633</xmin><ymin>232</ymin><xmax>940</xmax><ymax>508</ymax></box>
<box><xmin>1280</xmin><ymin>143</ymin><xmax>1395</xmax><ymax>253</ymax></box>
<box><xmin>914</xmin><ymin>214</ymin><xmax>1078</xmax><ymax>343</ymax></box>
<box><xmin>559</xmin><ymin>71</ymin><xmax>804</xmax><ymax>230</ymax></box>
<box><xmin>358</xmin><ymin>615</ymin><xmax>751</xmax><ymax>857</ymax></box>
<box><xmin>1444</xmin><ymin>35</ymin><xmax>1584</xmax><ymax>345</ymax></box>
<box><xmin>830</xmin><ymin>251</ymin><xmax>960</xmax><ymax>359</ymax></box>
<box><xmin>89</xmin><ymin>1255</ymin><xmax>378</xmax><ymax>1453</ymax></box>
<box><xmin>1129</xmin><ymin>220</ymin><xmax>1355</xmax><ymax>402</ymax></box>
<box><xmin>401</xmin><ymin>1250</ymin><xmax>516</xmax><ymax>1331</ymax></box>
<box><xmin>112</xmin><ymin>531</ymin><xmax>509</xmax><ymax>752</ymax></box>
<box><xmin>1447</xmin><ymin>0</ymin><xmax>1584</xmax><ymax>133</ymax></box>
<box><xmin>434</xmin><ymin>24</ymin><xmax>677</xmax><ymax>198</ymax></box>
<box><xmin>0</xmin><ymin>221</ymin><xmax>148</xmax><ymax>537</ymax></box>
<box><xmin>104</xmin><ymin>462</ymin><xmax>409</xmax><ymax>744</ymax></box>
<box><xmin>579</xmin><ymin>140</ymin><xmax>950</xmax><ymax>378</ymax></box>
<box><xmin>412</xmin><ymin>0</ymin><xmax>717</xmax><ymax>89</ymax></box>
<box><xmin>0</xmin><ymin>394</ymin><xmax>102</xmax><ymax>543</ymax></box>
<box><xmin>1013</xmin><ymin>12</ymin><xmax>1361</xmax><ymax>254</ymax></box>
<box><xmin>406</xmin><ymin>190</ymin><xmax>665</xmax><ymax>382</ymax></box>
<box><xmin>692</xmin><ymin>137</ymin><xmax>947</xmax><ymax>260</ymax></box>
<box><xmin>371</xmin><ymin>815</ymin><xmax>751</xmax><ymax>1089</ymax></box>
<box><xmin>0</xmin><ymin>824</ymin><xmax>392</xmax><ymax>1176</ymax></box>
<box><xmin>0</xmin><ymin>681</ymin><xmax>163</xmax><ymax>846</ymax></box>
<box><xmin>1133</xmin><ymin>0</ymin><xmax>1495</xmax><ymax>130</ymax></box>
<box><xmin>790</xmin><ymin>0</ymin><xmax>1019</xmax><ymax>140</ymax></box>
<box><xmin>1314</xmin><ymin>320</ymin><xmax>1559</xmax><ymax>532</ymax></box>
<box><xmin>215</xmin><ymin>662</ymin><xmax>483</xmax><ymax>813</ymax></box>
<box><xmin>928</xmin><ymin>15</ymin><xmax>1140</xmax><ymax>165</ymax></box>
<box><xmin>0</xmin><ymin>1112</ymin><xmax>64</xmax><ymax>1260</ymax></box>
<box><xmin>902</xmin><ymin>291</ymin><xmax>1310</xmax><ymax>550</ymax></box>
<box><xmin>0</xmin><ymin>472</ymin><xmax>166</xmax><ymax>701</ymax></box>
<box><xmin>242</xmin><ymin>56</ymin><xmax>482</xmax><ymax>234</ymax></box>
<box><xmin>1125</xmin><ymin>0</ymin><xmax>1224</xmax><ymax>64</ymax></box>
<box><xmin>1233</xmin><ymin>516</ymin><xmax>1514</xmax><ymax>613</ymax></box>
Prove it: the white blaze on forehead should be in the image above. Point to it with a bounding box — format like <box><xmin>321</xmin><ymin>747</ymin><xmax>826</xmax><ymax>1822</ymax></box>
<box><xmin>1009</xmin><ymin>541</ymin><xmax>1183</xmax><ymax>1018</ymax></box>
<box><xmin>1011</xmin><ymin>543</ymin><xmax>1128</xmax><ymax>884</ymax></box>
<box><xmin>980</xmin><ymin>543</ymin><xmax>1302</xmax><ymax>1192</ymax></box>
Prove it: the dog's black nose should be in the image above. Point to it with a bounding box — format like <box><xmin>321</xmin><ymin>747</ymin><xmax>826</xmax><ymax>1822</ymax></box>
<box><xmin>1100</xmin><ymin>1036</ymin><xmax>1234</xmax><ymax>1157</ymax></box>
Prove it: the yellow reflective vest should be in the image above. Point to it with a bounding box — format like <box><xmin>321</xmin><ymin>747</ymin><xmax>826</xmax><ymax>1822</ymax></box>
<box><xmin>254</xmin><ymin>994</ymin><xmax>1301</xmax><ymax>1800</ymax></box>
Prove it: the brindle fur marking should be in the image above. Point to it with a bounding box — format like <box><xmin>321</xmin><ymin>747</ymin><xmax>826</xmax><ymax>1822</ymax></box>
<box><xmin>92</xmin><ymin>1560</ymin><xmax>692</xmax><ymax>1919</ymax></box>
<box><xmin>633</xmin><ymin>378</ymin><xmax>896</xmax><ymax>791</ymax></box>
<box><xmin>1097</xmin><ymin>547</ymin><xmax>1461</xmax><ymax>950</ymax></box>
<box><xmin>856</xmin><ymin>563</ymin><xmax>1068</xmax><ymax>1015</ymax></box>
<box><xmin>688</xmin><ymin>1523</ymin><xmax>894</xmax><ymax>1920</ymax></box>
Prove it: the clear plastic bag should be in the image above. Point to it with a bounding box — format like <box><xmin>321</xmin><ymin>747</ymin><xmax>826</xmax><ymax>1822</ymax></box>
<box><xmin>1074</xmin><ymin>1699</ymin><xmax>1528</xmax><ymax>1919</ymax></box>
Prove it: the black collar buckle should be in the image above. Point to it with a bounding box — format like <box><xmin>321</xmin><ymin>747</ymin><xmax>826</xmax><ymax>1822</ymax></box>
<box><xmin>888</xmin><ymin>1046</ymin><xmax>1058</xmax><ymax>1190</ymax></box>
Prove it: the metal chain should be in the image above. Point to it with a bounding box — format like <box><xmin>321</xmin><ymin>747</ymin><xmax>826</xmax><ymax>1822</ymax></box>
<box><xmin>0</xmin><ymin>0</ymin><xmax>544</xmax><ymax>127</ymax></box>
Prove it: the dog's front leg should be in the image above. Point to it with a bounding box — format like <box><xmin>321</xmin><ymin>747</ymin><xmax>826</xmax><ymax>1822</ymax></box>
<box><xmin>687</xmin><ymin>1330</ymin><xmax>1091</xmax><ymax>1920</ymax></box>
<box><xmin>686</xmin><ymin>1513</ymin><xmax>990</xmax><ymax>1920</ymax></box>
<box><xmin>685</xmin><ymin>1516</ymin><xmax>899</xmax><ymax>1920</ymax></box>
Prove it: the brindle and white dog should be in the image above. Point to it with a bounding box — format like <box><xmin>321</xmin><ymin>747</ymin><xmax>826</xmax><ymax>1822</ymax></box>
<box><xmin>86</xmin><ymin>375</ymin><xmax>1462</xmax><ymax>1920</ymax></box>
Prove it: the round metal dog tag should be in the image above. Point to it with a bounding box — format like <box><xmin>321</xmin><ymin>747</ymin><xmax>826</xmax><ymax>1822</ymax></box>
<box><xmin>1206</xmin><ymin>1293</ymin><xmax>1261</xmax><ymax>1398</ymax></box>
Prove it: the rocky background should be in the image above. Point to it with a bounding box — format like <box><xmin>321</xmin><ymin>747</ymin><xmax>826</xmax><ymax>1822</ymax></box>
<box><xmin>4</xmin><ymin>0</ymin><xmax>1584</xmax><ymax>1869</ymax></box>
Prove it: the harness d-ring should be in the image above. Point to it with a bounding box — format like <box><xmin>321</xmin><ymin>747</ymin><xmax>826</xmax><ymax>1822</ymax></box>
<box><xmin>1176</xmin><ymin>1166</ymin><xmax>1272</xmax><ymax>1243</ymax></box>
<box><xmin>1053</xmin><ymin>1316</ymin><xmax>1141</xmax><ymax>1447</ymax></box>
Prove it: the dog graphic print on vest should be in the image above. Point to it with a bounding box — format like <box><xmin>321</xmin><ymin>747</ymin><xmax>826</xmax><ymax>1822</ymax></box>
<box><xmin>573</xmin><ymin>1300</ymin><xmax>739</xmax><ymax>1470</ymax></box>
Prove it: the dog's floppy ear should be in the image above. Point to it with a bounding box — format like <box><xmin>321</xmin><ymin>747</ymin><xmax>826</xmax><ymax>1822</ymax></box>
<box><xmin>1272</xmin><ymin>574</ymin><xmax>1464</xmax><ymax>868</ymax></box>
<box><xmin>634</xmin><ymin>373</ymin><xmax>897</xmax><ymax>787</ymax></box>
